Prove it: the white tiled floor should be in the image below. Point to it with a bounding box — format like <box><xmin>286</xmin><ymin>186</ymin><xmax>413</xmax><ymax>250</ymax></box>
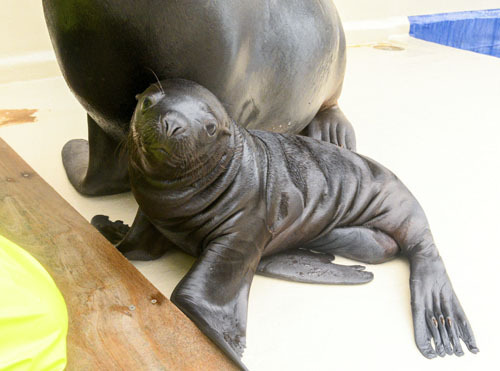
<box><xmin>1</xmin><ymin>37</ymin><xmax>499</xmax><ymax>371</ymax></box>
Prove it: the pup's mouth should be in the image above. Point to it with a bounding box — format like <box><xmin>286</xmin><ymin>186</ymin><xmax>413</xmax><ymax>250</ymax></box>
<box><xmin>145</xmin><ymin>137</ymin><xmax>196</xmax><ymax>168</ymax></box>
<box><xmin>150</xmin><ymin>146</ymin><xmax>168</xmax><ymax>155</ymax></box>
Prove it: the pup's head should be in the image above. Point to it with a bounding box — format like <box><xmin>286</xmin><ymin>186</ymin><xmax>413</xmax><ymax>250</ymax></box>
<box><xmin>129</xmin><ymin>79</ymin><xmax>232</xmax><ymax>175</ymax></box>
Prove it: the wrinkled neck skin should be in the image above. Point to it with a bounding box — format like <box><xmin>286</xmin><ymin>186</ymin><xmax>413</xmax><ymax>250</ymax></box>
<box><xmin>129</xmin><ymin>123</ymin><xmax>244</xmax><ymax>210</ymax></box>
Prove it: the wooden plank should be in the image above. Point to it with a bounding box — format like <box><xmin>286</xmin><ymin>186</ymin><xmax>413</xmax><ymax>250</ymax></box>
<box><xmin>0</xmin><ymin>138</ymin><xmax>238</xmax><ymax>371</ymax></box>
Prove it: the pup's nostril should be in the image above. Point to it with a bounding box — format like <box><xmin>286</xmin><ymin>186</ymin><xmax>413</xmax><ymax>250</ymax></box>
<box><xmin>164</xmin><ymin>120</ymin><xmax>183</xmax><ymax>137</ymax></box>
<box><xmin>171</xmin><ymin>126</ymin><xmax>182</xmax><ymax>136</ymax></box>
<box><xmin>162</xmin><ymin>118</ymin><xmax>169</xmax><ymax>133</ymax></box>
<box><xmin>162</xmin><ymin>113</ymin><xmax>185</xmax><ymax>137</ymax></box>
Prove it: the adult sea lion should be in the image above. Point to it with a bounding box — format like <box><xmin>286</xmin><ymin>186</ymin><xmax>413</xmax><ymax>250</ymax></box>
<box><xmin>111</xmin><ymin>79</ymin><xmax>478</xmax><ymax>369</ymax></box>
<box><xmin>43</xmin><ymin>0</ymin><xmax>353</xmax><ymax>197</ymax></box>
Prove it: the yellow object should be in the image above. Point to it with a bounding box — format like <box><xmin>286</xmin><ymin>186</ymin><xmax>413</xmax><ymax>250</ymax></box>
<box><xmin>0</xmin><ymin>235</ymin><xmax>68</xmax><ymax>371</ymax></box>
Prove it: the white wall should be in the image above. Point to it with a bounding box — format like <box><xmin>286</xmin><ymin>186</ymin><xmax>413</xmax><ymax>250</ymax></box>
<box><xmin>334</xmin><ymin>0</ymin><xmax>500</xmax><ymax>44</ymax></box>
<box><xmin>335</xmin><ymin>0</ymin><xmax>500</xmax><ymax>21</ymax></box>
<box><xmin>2</xmin><ymin>1</ymin><xmax>500</xmax><ymax>58</ymax></box>
<box><xmin>0</xmin><ymin>1</ymin><xmax>51</xmax><ymax>58</ymax></box>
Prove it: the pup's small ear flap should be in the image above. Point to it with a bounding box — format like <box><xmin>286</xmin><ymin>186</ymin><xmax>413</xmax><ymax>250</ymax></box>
<box><xmin>220</xmin><ymin>126</ymin><xmax>232</xmax><ymax>136</ymax></box>
<box><xmin>135</xmin><ymin>94</ymin><xmax>140</xmax><ymax>100</ymax></box>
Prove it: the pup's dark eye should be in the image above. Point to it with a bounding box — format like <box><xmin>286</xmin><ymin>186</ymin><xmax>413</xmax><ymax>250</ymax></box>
<box><xmin>142</xmin><ymin>97</ymin><xmax>153</xmax><ymax>111</ymax></box>
<box><xmin>206</xmin><ymin>122</ymin><xmax>217</xmax><ymax>136</ymax></box>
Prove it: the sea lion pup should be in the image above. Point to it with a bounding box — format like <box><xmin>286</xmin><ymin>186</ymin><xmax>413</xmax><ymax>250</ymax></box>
<box><xmin>126</xmin><ymin>79</ymin><xmax>478</xmax><ymax>369</ymax></box>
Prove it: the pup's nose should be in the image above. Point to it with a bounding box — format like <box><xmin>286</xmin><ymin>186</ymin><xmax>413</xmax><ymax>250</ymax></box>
<box><xmin>162</xmin><ymin>115</ymin><xmax>186</xmax><ymax>137</ymax></box>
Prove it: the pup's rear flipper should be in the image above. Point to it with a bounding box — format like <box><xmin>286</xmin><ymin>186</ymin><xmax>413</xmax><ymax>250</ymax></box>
<box><xmin>256</xmin><ymin>248</ymin><xmax>373</xmax><ymax>284</ymax></box>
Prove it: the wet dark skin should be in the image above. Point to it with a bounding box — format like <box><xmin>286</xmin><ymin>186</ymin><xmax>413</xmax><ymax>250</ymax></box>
<box><xmin>114</xmin><ymin>80</ymin><xmax>478</xmax><ymax>369</ymax></box>
<box><xmin>43</xmin><ymin>0</ymin><xmax>354</xmax><ymax>197</ymax></box>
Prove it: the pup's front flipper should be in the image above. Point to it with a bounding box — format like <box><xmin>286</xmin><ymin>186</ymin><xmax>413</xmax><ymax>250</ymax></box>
<box><xmin>91</xmin><ymin>209</ymin><xmax>170</xmax><ymax>260</ymax></box>
<box><xmin>171</xmin><ymin>234</ymin><xmax>263</xmax><ymax>371</ymax></box>
<box><xmin>257</xmin><ymin>248</ymin><xmax>373</xmax><ymax>284</ymax></box>
<box><xmin>410</xmin><ymin>254</ymin><xmax>479</xmax><ymax>358</ymax></box>
<box><xmin>91</xmin><ymin>215</ymin><xmax>130</xmax><ymax>244</ymax></box>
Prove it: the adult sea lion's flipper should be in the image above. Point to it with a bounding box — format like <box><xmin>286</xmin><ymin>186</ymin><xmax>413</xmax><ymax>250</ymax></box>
<box><xmin>304</xmin><ymin>105</ymin><xmax>357</xmax><ymax>151</ymax></box>
<box><xmin>256</xmin><ymin>248</ymin><xmax>373</xmax><ymax>284</ymax></box>
<box><xmin>171</xmin><ymin>233</ymin><xmax>262</xmax><ymax>371</ymax></box>
<box><xmin>62</xmin><ymin>115</ymin><xmax>130</xmax><ymax>196</ymax></box>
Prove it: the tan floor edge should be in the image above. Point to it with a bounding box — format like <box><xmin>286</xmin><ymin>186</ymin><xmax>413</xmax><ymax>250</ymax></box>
<box><xmin>0</xmin><ymin>138</ymin><xmax>238</xmax><ymax>371</ymax></box>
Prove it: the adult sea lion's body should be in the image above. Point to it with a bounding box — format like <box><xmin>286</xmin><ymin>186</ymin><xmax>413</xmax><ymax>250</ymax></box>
<box><xmin>43</xmin><ymin>0</ymin><xmax>353</xmax><ymax>196</ymax></box>
<box><xmin>119</xmin><ymin>80</ymin><xmax>478</xmax><ymax>369</ymax></box>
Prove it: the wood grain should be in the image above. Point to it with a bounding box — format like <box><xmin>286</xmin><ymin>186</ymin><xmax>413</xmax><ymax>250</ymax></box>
<box><xmin>0</xmin><ymin>138</ymin><xmax>238</xmax><ymax>371</ymax></box>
